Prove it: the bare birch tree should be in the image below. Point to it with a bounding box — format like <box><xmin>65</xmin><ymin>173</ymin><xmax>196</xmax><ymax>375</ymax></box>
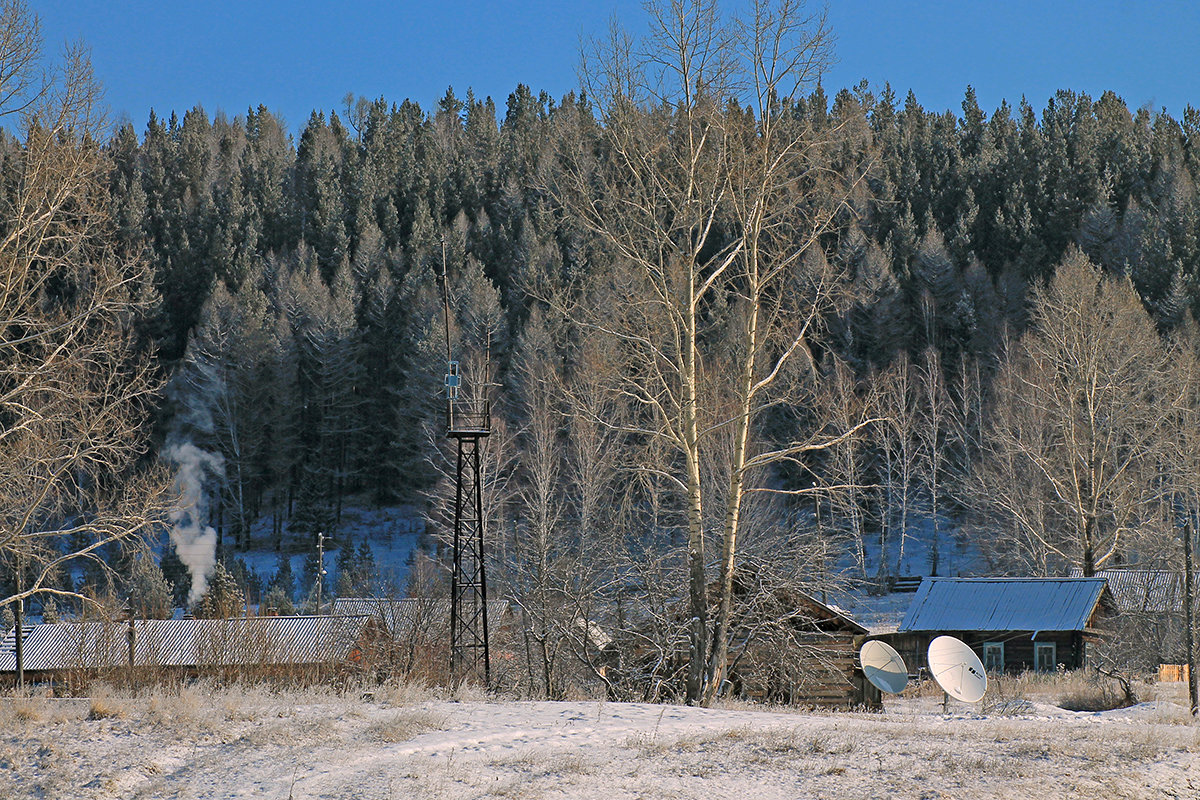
<box><xmin>0</xmin><ymin>0</ymin><xmax>170</xmax><ymax>612</ymax></box>
<box><xmin>558</xmin><ymin>0</ymin><xmax>865</xmax><ymax>704</ymax></box>
<box><xmin>877</xmin><ymin>352</ymin><xmax>921</xmax><ymax>577</ymax></box>
<box><xmin>973</xmin><ymin>248</ymin><xmax>1172</xmax><ymax>575</ymax></box>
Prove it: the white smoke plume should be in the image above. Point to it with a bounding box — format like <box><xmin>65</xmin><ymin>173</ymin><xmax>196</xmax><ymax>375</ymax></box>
<box><xmin>163</xmin><ymin>441</ymin><xmax>224</xmax><ymax>606</ymax></box>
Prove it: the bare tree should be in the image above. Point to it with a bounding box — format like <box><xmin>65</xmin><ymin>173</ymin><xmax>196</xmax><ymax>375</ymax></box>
<box><xmin>877</xmin><ymin>352</ymin><xmax>921</xmax><ymax>577</ymax></box>
<box><xmin>820</xmin><ymin>356</ymin><xmax>878</xmax><ymax>580</ymax></box>
<box><xmin>557</xmin><ymin>0</ymin><xmax>866</xmax><ymax>704</ymax></box>
<box><xmin>973</xmin><ymin>249</ymin><xmax>1173</xmax><ymax>575</ymax></box>
<box><xmin>0</xmin><ymin>0</ymin><xmax>170</xmax><ymax>616</ymax></box>
<box><xmin>916</xmin><ymin>348</ymin><xmax>950</xmax><ymax>575</ymax></box>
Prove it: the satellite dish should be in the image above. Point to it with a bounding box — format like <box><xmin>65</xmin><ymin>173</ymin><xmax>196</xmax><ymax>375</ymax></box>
<box><xmin>927</xmin><ymin>635</ymin><xmax>987</xmax><ymax>703</ymax></box>
<box><xmin>859</xmin><ymin>640</ymin><xmax>909</xmax><ymax>694</ymax></box>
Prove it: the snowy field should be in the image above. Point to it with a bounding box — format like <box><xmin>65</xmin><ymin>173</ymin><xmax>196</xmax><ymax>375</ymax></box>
<box><xmin>2</xmin><ymin>681</ymin><xmax>1198</xmax><ymax>799</ymax></box>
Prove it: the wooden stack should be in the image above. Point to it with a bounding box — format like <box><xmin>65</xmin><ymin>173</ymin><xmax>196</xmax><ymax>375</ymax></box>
<box><xmin>1158</xmin><ymin>663</ymin><xmax>1191</xmax><ymax>683</ymax></box>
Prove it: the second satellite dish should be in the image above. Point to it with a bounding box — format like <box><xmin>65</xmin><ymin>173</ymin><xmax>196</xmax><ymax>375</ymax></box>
<box><xmin>859</xmin><ymin>640</ymin><xmax>909</xmax><ymax>694</ymax></box>
<box><xmin>927</xmin><ymin>635</ymin><xmax>987</xmax><ymax>703</ymax></box>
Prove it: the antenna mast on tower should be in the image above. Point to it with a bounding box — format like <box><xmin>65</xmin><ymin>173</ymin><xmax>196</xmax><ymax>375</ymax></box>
<box><xmin>437</xmin><ymin>236</ymin><xmax>492</xmax><ymax>687</ymax></box>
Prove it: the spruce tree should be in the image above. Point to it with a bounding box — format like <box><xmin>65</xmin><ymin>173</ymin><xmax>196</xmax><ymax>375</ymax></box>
<box><xmin>41</xmin><ymin>597</ymin><xmax>58</xmax><ymax>624</ymax></box>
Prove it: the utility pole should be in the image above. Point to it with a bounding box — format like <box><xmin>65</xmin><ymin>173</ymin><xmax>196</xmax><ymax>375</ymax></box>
<box><xmin>316</xmin><ymin>532</ymin><xmax>328</xmax><ymax>615</ymax></box>
<box><xmin>15</xmin><ymin>553</ymin><xmax>24</xmax><ymax>689</ymax></box>
<box><xmin>1185</xmin><ymin>520</ymin><xmax>1197</xmax><ymax>716</ymax></box>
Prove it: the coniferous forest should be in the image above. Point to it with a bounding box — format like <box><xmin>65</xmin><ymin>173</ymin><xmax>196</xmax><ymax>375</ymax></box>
<box><xmin>5</xmin><ymin>0</ymin><xmax>1200</xmax><ymax>701</ymax></box>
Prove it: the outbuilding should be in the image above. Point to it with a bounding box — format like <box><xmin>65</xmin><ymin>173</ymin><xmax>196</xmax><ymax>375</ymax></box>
<box><xmin>1068</xmin><ymin>568</ymin><xmax>1190</xmax><ymax>672</ymax></box>
<box><xmin>605</xmin><ymin>574</ymin><xmax>880</xmax><ymax>709</ymax></box>
<box><xmin>886</xmin><ymin>577</ymin><xmax>1114</xmax><ymax>675</ymax></box>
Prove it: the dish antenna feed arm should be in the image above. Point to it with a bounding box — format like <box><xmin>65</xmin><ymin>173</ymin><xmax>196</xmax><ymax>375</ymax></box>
<box><xmin>438</xmin><ymin>236</ymin><xmax>493</xmax><ymax>687</ymax></box>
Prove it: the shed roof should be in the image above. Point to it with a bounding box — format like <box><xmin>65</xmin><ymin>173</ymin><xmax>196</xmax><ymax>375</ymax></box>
<box><xmin>897</xmin><ymin>578</ymin><xmax>1108</xmax><ymax>633</ymax></box>
<box><xmin>0</xmin><ymin>615</ymin><xmax>370</xmax><ymax>673</ymax></box>
<box><xmin>1068</xmin><ymin>569</ymin><xmax>1183</xmax><ymax>613</ymax></box>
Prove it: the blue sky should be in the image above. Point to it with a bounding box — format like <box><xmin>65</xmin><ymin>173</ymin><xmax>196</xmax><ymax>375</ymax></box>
<box><xmin>35</xmin><ymin>1</ymin><xmax>1200</xmax><ymax>136</ymax></box>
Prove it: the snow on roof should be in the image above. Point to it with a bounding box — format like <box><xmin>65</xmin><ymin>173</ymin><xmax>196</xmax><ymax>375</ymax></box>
<box><xmin>0</xmin><ymin>615</ymin><xmax>370</xmax><ymax>673</ymax></box>
<box><xmin>829</xmin><ymin>591</ymin><xmax>915</xmax><ymax>636</ymax></box>
<box><xmin>897</xmin><ymin>577</ymin><xmax>1108</xmax><ymax>633</ymax></box>
<box><xmin>1067</xmin><ymin>569</ymin><xmax>1183</xmax><ymax>613</ymax></box>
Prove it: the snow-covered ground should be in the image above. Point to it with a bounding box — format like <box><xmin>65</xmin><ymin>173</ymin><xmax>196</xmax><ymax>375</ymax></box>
<box><xmin>232</xmin><ymin>504</ymin><xmax>425</xmax><ymax>599</ymax></box>
<box><xmin>3</xmin><ymin>681</ymin><xmax>1197</xmax><ymax>799</ymax></box>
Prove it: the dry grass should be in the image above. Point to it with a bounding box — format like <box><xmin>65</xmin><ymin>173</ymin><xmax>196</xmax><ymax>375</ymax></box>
<box><xmin>146</xmin><ymin>682</ymin><xmax>205</xmax><ymax>726</ymax></box>
<box><xmin>7</xmin><ymin>690</ymin><xmax>48</xmax><ymax>723</ymax></box>
<box><xmin>0</xmin><ymin>677</ymin><xmax>1195</xmax><ymax>800</ymax></box>
<box><xmin>86</xmin><ymin>683</ymin><xmax>129</xmax><ymax>720</ymax></box>
<box><xmin>366</xmin><ymin>708</ymin><xmax>447</xmax><ymax>742</ymax></box>
<box><xmin>376</xmin><ymin>678</ymin><xmax>440</xmax><ymax>706</ymax></box>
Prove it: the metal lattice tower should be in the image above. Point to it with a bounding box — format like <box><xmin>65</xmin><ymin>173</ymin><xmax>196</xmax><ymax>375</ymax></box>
<box><xmin>439</xmin><ymin>238</ymin><xmax>492</xmax><ymax>687</ymax></box>
<box><xmin>448</xmin><ymin>406</ymin><xmax>491</xmax><ymax>685</ymax></box>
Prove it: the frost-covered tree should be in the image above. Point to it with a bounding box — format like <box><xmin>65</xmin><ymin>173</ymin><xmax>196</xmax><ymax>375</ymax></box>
<box><xmin>973</xmin><ymin>249</ymin><xmax>1173</xmax><ymax>575</ymax></box>
<box><xmin>0</xmin><ymin>0</ymin><xmax>171</xmax><ymax>615</ymax></box>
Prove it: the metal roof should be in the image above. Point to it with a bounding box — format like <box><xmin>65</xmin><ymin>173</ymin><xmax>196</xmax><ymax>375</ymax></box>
<box><xmin>1068</xmin><ymin>569</ymin><xmax>1183</xmax><ymax>613</ymax></box>
<box><xmin>0</xmin><ymin>615</ymin><xmax>370</xmax><ymax>673</ymax></box>
<box><xmin>332</xmin><ymin>597</ymin><xmax>510</xmax><ymax>639</ymax></box>
<box><xmin>897</xmin><ymin>578</ymin><xmax>1108</xmax><ymax>633</ymax></box>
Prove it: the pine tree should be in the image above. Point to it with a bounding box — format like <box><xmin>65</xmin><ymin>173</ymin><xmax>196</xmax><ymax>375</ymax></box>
<box><xmin>262</xmin><ymin>584</ymin><xmax>295</xmax><ymax>616</ymax></box>
<box><xmin>268</xmin><ymin>553</ymin><xmax>296</xmax><ymax>603</ymax></box>
<box><xmin>355</xmin><ymin>539</ymin><xmax>376</xmax><ymax>588</ymax></box>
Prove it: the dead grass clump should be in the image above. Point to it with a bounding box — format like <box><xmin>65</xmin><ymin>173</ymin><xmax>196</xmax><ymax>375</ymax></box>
<box><xmin>490</xmin><ymin>751</ymin><xmax>597</xmax><ymax>779</ymax></box>
<box><xmin>367</xmin><ymin>709</ymin><xmax>447</xmax><ymax>743</ymax></box>
<box><xmin>624</xmin><ymin>731</ymin><xmax>669</xmax><ymax>757</ymax></box>
<box><xmin>1146</xmin><ymin>702</ymin><xmax>1200</xmax><ymax>726</ymax></box>
<box><xmin>220</xmin><ymin>685</ymin><xmax>271</xmax><ymax>722</ymax></box>
<box><xmin>377</xmin><ymin>679</ymin><xmax>439</xmax><ymax>707</ymax></box>
<box><xmin>87</xmin><ymin>685</ymin><xmax>129</xmax><ymax>720</ymax></box>
<box><xmin>804</xmin><ymin>730</ymin><xmax>855</xmax><ymax>756</ymax></box>
<box><xmin>544</xmin><ymin>752</ymin><xmax>596</xmax><ymax>775</ymax></box>
<box><xmin>1057</xmin><ymin>684</ymin><xmax>1129</xmax><ymax>712</ymax></box>
<box><xmin>449</xmin><ymin>680</ymin><xmax>490</xmax><ymax>703</ymax></box>
<box><xmin>146</xmin><ymin>683</ymin><xmax>206</xmax><ymax>728</ymax></box>
<box><xmin>744</xmin><ymin>727</ymin><xmax>805</xmax><ymax>756</ymax></box>
<box><xmin>940</xmin><ymin>754</ymin><xmax>1025</xmax><ymax>779</ymax></box>
<box><xmin>10</xmin><ymin>692</ymin><xmax>47</xmax><ymax>723</ymax></box>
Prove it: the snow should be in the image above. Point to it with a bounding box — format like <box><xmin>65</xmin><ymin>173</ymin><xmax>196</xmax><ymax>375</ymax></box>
<box><xmin>839</xmin><ymin>514</ymin><xmax>987</xmax><ymax>580</ymax></box>
<box><xmin>3</xmin><ymin>682</ymin><xmax>1197</xmax><ymax>799</ymax></box>
<box><xmin>828</xmin><ymin>591</ymin><xmax>915</xmax><ymax>635</ymax></box>
<box><xmin>228</xmin><ymin>504</ymin><xmax>425</xmax><ymax>598</ymax></box>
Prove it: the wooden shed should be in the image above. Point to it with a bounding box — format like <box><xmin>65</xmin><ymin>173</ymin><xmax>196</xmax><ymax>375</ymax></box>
<box><xmin>884</xmin><ymin>577</ymin><xmax>1114</xmax><ymax>675</ymax></box>
<box><xmin>605</xmin><ymin>573</ymin><xmax>879</xmax><ymax>709</ymax></box>
<box><xmin>727</xmin><ymin>588</ymin><xmax>879</xmax><ymax>709</ymax></box>
<box><xmin>1069</xmin><ymin>568</ymin><xmax>1191</xmax><ymax>672</ymax></box>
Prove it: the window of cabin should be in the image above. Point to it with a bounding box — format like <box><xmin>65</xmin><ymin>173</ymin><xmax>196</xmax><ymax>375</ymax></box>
<box><xmin>983</xmin><ymin>642</ymin><xmax>1004</xmax><ymax>673</ymax></box>
<box><xmin>1035</xmin><ymin>642</ymin><xmax>1057</xmax><ymax>673</ymax></box>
